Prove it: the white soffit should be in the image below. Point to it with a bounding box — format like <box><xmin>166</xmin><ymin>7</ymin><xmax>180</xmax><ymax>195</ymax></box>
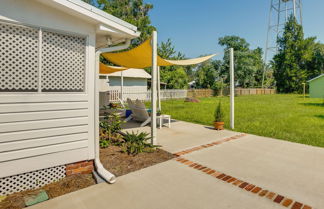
<box><xmin>36</xmin><ymin>0</ymin><xmax>140</xmax><ymax>38</ymax></box>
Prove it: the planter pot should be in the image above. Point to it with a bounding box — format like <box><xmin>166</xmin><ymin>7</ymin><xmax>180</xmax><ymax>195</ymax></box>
<box><xmin>214</xmin><ymin>121</ymin><xmax>224</xmax><ymax>130</ymax></box>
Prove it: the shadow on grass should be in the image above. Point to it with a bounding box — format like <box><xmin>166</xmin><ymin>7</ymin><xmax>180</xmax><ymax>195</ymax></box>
<box><xmin>301</xmin><ymin>103</ymin><xmax>324</xmax><ymax>107</ymax></box>
<box><xmin>315</xmin><ymin>115</ymin><xmax>324</xmax><ymax>119</ymax></box>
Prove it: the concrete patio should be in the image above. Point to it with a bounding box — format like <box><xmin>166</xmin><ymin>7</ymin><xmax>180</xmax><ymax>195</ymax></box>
<box><xmin>30</xmin><ymin>120</ymin><xmax>323</xmax><ymax>209</ymax></box>
<box><xmin>122</xmin><ymin>120</ymin><xmax>240</xmax><ymax>153</ymax></box>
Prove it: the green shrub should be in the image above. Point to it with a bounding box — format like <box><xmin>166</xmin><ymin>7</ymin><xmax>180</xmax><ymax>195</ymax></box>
<box><xmin>100</xmin><ymin>112</ymin><xmax>123</xmax><ymax>134</ymax></box>
<box><xmin>121</xmin><ymin>131</ymin><xmax>158</xmax><ymax>155</ymax></box>
<box><xmin>99</xmin><ymin>107</ymin><xmax>124</xmax><ymax>142</ymax></box>
<box><xmin>214</xmin><ymin>101</ymin><xmax>224</xmax><ymax>122</ymax></box>
<box><xmin>212</xmin><ymin>80</ymin><xmax>227</xmax><ymax>96</ymax></box>
<box><xmin>100</xmin><ymin>140</ymin><xmax>110</xmax><ymax>148</ymax></box>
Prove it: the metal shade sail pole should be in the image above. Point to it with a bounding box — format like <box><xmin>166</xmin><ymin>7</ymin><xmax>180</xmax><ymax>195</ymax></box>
<box><xmin>151</xmin><ymin>31</ymin><xmax>158</xmax><ymax>145</ymax></box>
<box><xmin>229</xmin><ymin>48</ymin><xmax>235</xmax><ymax>129</ymax></box>
<box><xmin>157</xmin><ymin>66</ymin><xmax>161</xmax><ymax>111</ymax></box>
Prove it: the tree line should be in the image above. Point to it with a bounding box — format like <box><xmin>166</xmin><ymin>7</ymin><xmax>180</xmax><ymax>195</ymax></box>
<box><xmin>85</xmin><ymin>0</ymin><xmax>324</xmax><ymax>93</ymax></box>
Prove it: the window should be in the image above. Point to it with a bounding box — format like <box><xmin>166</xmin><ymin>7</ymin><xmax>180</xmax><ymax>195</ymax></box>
<box><xmin>0</xmin><ymin>22</ymin><xmax>86</xmax><ymax>93</ymax></box>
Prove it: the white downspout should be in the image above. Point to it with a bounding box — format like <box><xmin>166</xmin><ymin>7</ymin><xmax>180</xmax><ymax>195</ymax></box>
<box><xmin>95</xmin><ymin>39</ymin><xmax>131</xmax><ymax>183</ymax></box>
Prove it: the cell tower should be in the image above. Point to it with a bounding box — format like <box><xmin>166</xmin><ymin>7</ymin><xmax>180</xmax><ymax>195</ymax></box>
<box><xmin>262</xmin><ymin>0</ymin><xmax>303</xmax><ymax>87</ymax></box>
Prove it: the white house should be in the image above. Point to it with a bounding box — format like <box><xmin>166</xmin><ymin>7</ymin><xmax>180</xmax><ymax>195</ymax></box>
<box><xmin>108</xmin><ymin>69</ymin><xmax>151</xmax><ymax>101</ymax></box>
<box><xmin>108</xmin><ymin>68</ymin><xmax>151</xmax><ymax>92</ymax></box>
<box><xmin>99</xmin><ymin>69</ymin><xmax>150</xmax><ymax>107</ymax></box>
<box><xmin>0</xmin><ymin>0</ymin><xmax>140</xmax><ymax>195</ymax></box>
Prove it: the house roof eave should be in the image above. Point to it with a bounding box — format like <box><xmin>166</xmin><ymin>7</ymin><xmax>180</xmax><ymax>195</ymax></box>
<box><xmin>37</xmin><ymin>0</ymin><xmax>140</xmax><ymax>38</ymax></box>
<box><xmin>307</xmin><ymin>74</ymin><xmax>324</xmax><ymax>82</ymax></box>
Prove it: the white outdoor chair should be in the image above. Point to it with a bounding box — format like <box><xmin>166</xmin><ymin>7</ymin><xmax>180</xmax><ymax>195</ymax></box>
<box><xmin>124</xmin><ymin>98</ymin><xmax>135</xmax><ymax>122</ymax></box>
<box><xmin>124</xmin><ymin>98</ymin><xmax>151</xmax><ymax>127</ymax></box>
<box><xmin>118</xmin><ymin>98</ymin><xmax>126</xmax><ymax>109</ymax></box>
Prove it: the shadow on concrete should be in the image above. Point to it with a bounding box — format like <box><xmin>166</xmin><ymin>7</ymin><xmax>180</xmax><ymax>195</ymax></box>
<box><xmin>122</xmin><ymin>119</ymin><xmax>178</xmax><ymax>130</ymax></box>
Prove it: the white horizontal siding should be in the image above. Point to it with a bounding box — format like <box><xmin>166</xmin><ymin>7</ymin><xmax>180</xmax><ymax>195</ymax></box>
<box><xmin>0</xmin><ymin>117</ymin><xmax>88</xmax><ymax>133</ymax></box>
<box><xmin>0</xmin><ymin>102</ymin><xmax>88</xmax><ymax>113</ymax></box>
<box><xmin>0</xmin><ymin>109</ymin><xmax>88</xmax><ymax>123</ymax></box>
<box><xmin>0</xmin><ymin>133</ymin><xmax>88</xmax><ymax>152</ymax></box>
<box><xmin>0</xmin><ymin>140</ymin><xmax>88</xmax><ymax>162</ymax></box>
<box><xmin>0</xmin><ymin>94</ymin><xmax>88</xmax><ymax>103</ymax></box>
<box><xmin>0</xmin><ymin>125</ymin><xmax>88</xmax><ymax>143</ymax></box>
<box><xmin>0</xmin><ymin>148</ymin><xmax>89</xmax><ymax>178</ymax></box>
<box><xmin>0</xmin><ymin>97</ymin><xmax>92</xmax><ymax>178</ymax></box>
<box><xmin>109</xmin><ymin>77</ymin><xmax>148</xmax><ymax>87</ymax></box>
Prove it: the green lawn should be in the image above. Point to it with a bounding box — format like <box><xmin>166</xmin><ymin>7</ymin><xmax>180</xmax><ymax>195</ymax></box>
<box><xmin>160</xmin><ymin>94</ymin><xmax>324</xmax><ymax>148</ymax></box>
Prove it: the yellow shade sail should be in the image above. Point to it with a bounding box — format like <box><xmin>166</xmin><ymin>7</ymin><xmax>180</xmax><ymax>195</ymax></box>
<box><xmin>99</xmin><ymin>62</ymin><xmax>128</xmax><ymax>74</ymax></box>
<box><xmin>164</xmin><ymin>54</ymin><xmax>216</xmax><ymax>66</ymax></box>
<box><xmin>101</xmin><ymin>38</ymin><xmax>217</xmax><ymax>69</ymax></box>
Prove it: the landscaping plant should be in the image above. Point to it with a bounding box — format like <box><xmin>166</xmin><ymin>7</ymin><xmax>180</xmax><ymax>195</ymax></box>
<box><xmin>214</xmin><ymin>101</ymin><xmax>225</xmax><ymax>130</ymax></box>
<box><xmin>214</xmin><ymin>101</ymin><xmax>224</xmax><ymax>122</ymax></box>
<box><xmin>121</xmin><ymin>131</ymin><xmax>158</xmax><ymax>155</ymax></box>
<box><xmin>99</xmin><ymin>106</ymin><xmax>124</xmax><ymax>148</ymax></box>
<box><xmin>99</xmin><ymin>139</ymin><xmax>110</xmax><ymax>148</ymax></box>
<box><xmin>99</xmin><ymin>112</ymin><xmax>123</xmax><ymax>135</ymax></box>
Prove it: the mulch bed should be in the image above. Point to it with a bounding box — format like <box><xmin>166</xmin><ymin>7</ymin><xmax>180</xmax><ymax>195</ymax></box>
<box><xmin>0</xmin><ymin>174</ymin><xmax>96</xmax><ymax>209</ymax></box>
<box><xmin>0</xmin><ymin>147</ymin><xmax>174</xmax><ymax>209</ymax></box>
<box><xmin>100</xmin><ymin>146</ymin><xmax>175</xmax><ymax>177</ymax></box>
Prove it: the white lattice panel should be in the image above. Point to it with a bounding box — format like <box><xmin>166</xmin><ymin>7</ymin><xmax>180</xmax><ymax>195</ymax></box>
<box><xmin>0</xmin><ymin>23</ymin><xmax>39</xmax><ymax>92</ymax></box>
<box><xmin>0</xmin><ymin>165</ymin><xmax>66</xmax><ymax>196</ymax></box>
<box><xmin>41</xmin><ymin>31</ymin><xmax>86</xmax><ymax>92</ymax></box>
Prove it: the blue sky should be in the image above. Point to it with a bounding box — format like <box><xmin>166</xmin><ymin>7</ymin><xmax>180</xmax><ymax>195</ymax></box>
<box><xmin>145</xmin><ymin>0</ymin><xmax>324</xmax><ymax>59</ymax></box>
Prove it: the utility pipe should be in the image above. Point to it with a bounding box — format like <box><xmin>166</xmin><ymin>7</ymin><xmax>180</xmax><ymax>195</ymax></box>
<box><xmin>95</xmin><ymin>39</ymin><xmax>131</xmax><ymax>183</ymax></box>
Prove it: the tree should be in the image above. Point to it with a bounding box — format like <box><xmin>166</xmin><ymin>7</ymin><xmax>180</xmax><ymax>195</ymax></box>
<box><xmin>273</xmin><ymin>16</ymin><xmax>314</xmax><ymax>93</ymax></box>
<box><xmin>166</xmin><ymin>67</ymin><xmax>189</xmax><ymax>89</ymax></box>
<box><xmin>305</xmin><ymin>43</ymin><xmax>324</xmax><ymax>80</ymax></box>
<box><xmin>83</xmin><ymin>0</ymin><xmax>155</xmax><ymax>47</ymax></box>
<box><xmin>194</xmin><ymin>60</ymin><xmax>221</xmax><ymax>89</ymax></box>
<box><xmin>218</xmin><ymin>36</ymin><xmax>266</xmax><ymax>88</ymax></box>
<box><xmin>218</xmin><ymin>36</ymin><xmax>249</xmax><ymax>52</ymax></box>
<box><xmin>157</xmin><ymin>39</ymin><xmax>189</xmax><ymax>89</ymax></box>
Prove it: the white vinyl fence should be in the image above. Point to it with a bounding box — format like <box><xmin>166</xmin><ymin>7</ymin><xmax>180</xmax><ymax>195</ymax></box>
<box><xmin>106</xmin><ymin>88</ymin><xmax>277</xmax><ymax>103</ymax></box>
<box><xmin>107</xmin><ymin>89</ymin><xmax>188</xmax><ymax>102</ymax></box>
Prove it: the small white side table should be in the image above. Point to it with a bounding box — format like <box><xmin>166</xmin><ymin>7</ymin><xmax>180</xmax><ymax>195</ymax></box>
<box><xmin>157</xmin><ymin>114</ymin><xmax>171</xmax><ymax>129</ymax></box>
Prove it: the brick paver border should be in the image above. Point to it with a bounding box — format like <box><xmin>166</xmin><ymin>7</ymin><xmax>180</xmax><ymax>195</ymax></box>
<box><xmin>173</xmin><ymin>133</ymin><xmax>313</xmax><ymax>209</ymax></box>
<box><xmin>175</xmin><ymin>157</ymin><xmax>312</xmax><ymax>209</ymax></box>
<box><xmin>174</xmin><ymin>133</ymin><xmax>247</xmax><ymax>157</ymax></box>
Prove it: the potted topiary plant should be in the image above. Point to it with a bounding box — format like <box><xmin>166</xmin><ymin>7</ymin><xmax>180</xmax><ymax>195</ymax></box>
<box><xmin>214</xmin><ymin>101</ymin><xmax>224</xmax><ymax>130</ymax></box>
